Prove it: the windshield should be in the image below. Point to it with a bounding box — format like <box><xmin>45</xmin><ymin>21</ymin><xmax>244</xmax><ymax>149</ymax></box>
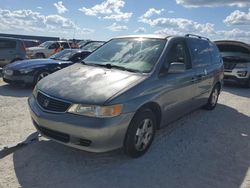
<box><xmin>39</xmin><ymin>41</ymin><xmax>53</xmax><ymax>48</ymax></box>
<box><xmin>50</xmin><ymin>50</ymin><xmax>77</xmax><ymax>61</ymax></box>
<box><xmin>84</xmin><ymin>38</ymin><xmax>166</xmax><ymax>73</ymax></box>
<box><xmin>81</xmin><ymin>42</ymin><xmax>104</xmax><ymax>52</ymax></box>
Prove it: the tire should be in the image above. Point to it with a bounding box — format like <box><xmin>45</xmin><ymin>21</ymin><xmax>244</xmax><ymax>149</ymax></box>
<box><xmin>204</xmin><ymin>84</ymin><xmax>220</xmax><ymax>110</ymax></box>
<box><xmin>35</xmin><ymin>53</ymin><xmax>45</xmax><ymax>59</ymax></box>
<box><xmin>34</xmin><ymin>71</ymin><xmax>50</xmax><ymax>85</ymax></box>
<box><xmin>124</xmin><ymin>109</ymin><xmax>156</xmax><ymax>158</ymax></box>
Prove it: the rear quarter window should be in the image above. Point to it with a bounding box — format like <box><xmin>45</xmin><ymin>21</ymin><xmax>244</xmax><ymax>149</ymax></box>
<box><xmin>209</xmin><ymin>42</ymin><xmax>221</xmax><ymax>64</ymax></box>
<box><xmin>23</xmin><ymin>41</ymin><xmax>39</xmax><ymax>48</ymax></box>
<box><xmin>0</xmin><ymin>39</ymin><xmax>16</xmax><ymax>49</ymax></box>
<box><xmin>187</xmin><ymin>38</ymin><xmax>212</xmax><ymax>67</ymax></box>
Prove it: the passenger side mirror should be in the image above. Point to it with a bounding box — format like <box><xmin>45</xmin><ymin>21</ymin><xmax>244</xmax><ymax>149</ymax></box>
<box><xmin>168</xmin><ymin>62</ymin><xmax>186</xmax><ymax>73</ymax></box>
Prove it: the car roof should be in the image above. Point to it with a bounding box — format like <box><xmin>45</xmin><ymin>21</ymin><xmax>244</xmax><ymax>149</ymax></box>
<box><xmin>41</xmin><ymin>41</ymin><xmax>71</xmax><ymax>43</ymax></box>
<box><xmin>113</xmin><ymin>34</ymin><xmax>169</xmax><ymax>39</ymax></box>
<box><xmin>0</xmin><ymin>36</ymin><xmax>22</xmax><ymax>41</ymax></box>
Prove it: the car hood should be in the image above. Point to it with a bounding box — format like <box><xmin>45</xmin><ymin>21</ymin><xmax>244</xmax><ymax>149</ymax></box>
<box><xmin>5</xmin><ymin>59</ymin><xmax>71</xmax><ymax>70</ymax></box>
<box><xmin>37</xmin><ymin>63</ymin><xmax>145</xmax><ymax>105</ymax></box>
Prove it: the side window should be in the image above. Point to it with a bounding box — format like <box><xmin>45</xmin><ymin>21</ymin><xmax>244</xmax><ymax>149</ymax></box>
<box><xmin>49</xmin><ymin>42</ymin><xmax>60</xmax><ymax>49</ymax></box>
<box><xmin>71</xmin><ymin>54</ymin><xmax>81</xmax><ymax>62</ymax></box>
<box><xmin>187</xmin><ymin>39</ymin><xmax>211</xmax><ymax>67</ymax></box>
<box><xmin>0</xmin><ymin>39</ymin><xmax>16</xmax><ymax>49</ymax></box>
<box><xmin>61</xmin><ymin>42</ymin><xmax>70</xmax><ymax>49</ymax></box>
<box><xmin>167</xmin><ymin>41</ymin><xmax>191</xmax><ymax>69</ymax></box>
<box><xmin>209</xmin><ymin>42</ymin><xmax>221</xmax><ymax>64</ymax></box>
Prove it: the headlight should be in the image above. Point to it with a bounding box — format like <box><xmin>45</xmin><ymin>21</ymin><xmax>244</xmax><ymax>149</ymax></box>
<box><xmin>235</xmin><ymin>63</ymin><xmax>248</xmax><ymax>68</ymax></box>
<box><xmin>19</xmin><ymin>68</ymin><xmax>34</xmax><ymax>74</ymax></box>
<box><xmin>68</xmin><ymin>104</ymin><xmax>123</xmax><ymax>118</ymax></box>
<box><xmin>3</xmin><ymin>69</ymin><xmax>13</xmax><ymax>76</ymax></box>
<box><xmin>33</xmin><ymin>86</ymin><xmax>38</xmax><ymax>98</ymax></box>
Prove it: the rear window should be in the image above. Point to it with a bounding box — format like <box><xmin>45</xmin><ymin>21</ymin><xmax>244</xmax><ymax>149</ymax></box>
<box><xmin>23</xmin><ymin>41</ymin><xmax>39</xmax><ymax>48</ymax></box>
<box><xmin>0</xmin><ymin>39</ymin><xmax>16</xmax><ymax>49</ymax></box>
<box><xmin>187</xmin><ymin>38</ymin><xmax>211</xmax><ymax>67</ymax></box>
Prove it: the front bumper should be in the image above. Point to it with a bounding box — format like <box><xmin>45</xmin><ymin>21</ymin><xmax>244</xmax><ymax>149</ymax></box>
<box><xmin>224</xmin><ymin>68</ymin><xmax>249</xmax><ymax>84</ymax></box>
<box><xmin>28</xmin><ymin>95</ymin><xmax>134</xmax><ymax>152</ymax></box>
<box><xmin>2</xmin><ymin>72</ymin><xmax>34</xmax><ymax>85</ymax></box>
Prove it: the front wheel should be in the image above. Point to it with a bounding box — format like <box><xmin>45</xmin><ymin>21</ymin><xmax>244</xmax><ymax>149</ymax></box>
<box><xmin>35</xmin><ymin>71</ymin><xmax>50</xmax><ymax>85</ymax></box>
<box><xmin>124</xmin><ymin>109</ymin><xmax>156</xmax><ymax>158</ymax></box>
<box><xmin>204</xmin><ymin>84</ymin><xmax>220</xmax><ymax>110</ymax></box>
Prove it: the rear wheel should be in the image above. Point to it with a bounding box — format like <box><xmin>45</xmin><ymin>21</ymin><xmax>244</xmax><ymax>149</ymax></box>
<box><xmin>124</xmin><ymin>109</ymin><xmax>156</xmax><ymax>158</ymax></box>
<box><xmin>35</xmin><ymin>71</ymin><xmax>50</xmax><ymax>85</ymax></box>
<box><xmin>204</xmin><ymin>84</ymin><xmax>220</xmax><ymax>110</ymax></box>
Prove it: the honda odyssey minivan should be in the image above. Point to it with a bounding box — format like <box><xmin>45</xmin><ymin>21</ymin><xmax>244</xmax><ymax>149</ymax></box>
<box><xmin>28</xmin><ymin>34</ymin><xmax>223</xmax><ymax>158</ymax></box>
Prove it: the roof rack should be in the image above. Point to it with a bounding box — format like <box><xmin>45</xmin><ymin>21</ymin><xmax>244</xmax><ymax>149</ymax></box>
<box><xmin>185</xmin><ymin>34</ymin><xmax>210</xmax><ymax>41</ymax></box>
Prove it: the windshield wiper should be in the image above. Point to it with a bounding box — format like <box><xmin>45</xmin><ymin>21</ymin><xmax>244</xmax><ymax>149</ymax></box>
<box><xmin>87</xmin><ymin>63</ymin><xmax>141</xmax><ymax>73</ymax></box>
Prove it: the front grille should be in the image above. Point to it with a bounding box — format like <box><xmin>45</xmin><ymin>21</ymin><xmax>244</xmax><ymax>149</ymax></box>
<box><xmin>78</xmin><ymin>139</ymin><xmax>92</xmax><ymax>147</ymax></box>
<box><xmin>224</xmin><ymin>62</ymin><xmax>236</xmax><ymax>70</ymax></box>
<box><xmin>37</xmin><ymin>92</ymin><xmax>71</xmax><ymax>113</ymax></box>
<box><xmin>37</xmin><ymin>125</ymin><xmax>70</xmax><ymax>143</ymax></box>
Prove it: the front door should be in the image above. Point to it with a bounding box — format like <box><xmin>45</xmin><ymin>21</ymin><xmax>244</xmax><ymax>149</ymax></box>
<box><xmin>158</xmin><ymin>39</ymin><xmax>196</xmax><ymax>125</ymax></box>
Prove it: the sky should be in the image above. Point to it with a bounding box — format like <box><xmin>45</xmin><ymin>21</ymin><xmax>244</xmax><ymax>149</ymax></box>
<box><xmin>0</xmin><ymin>0</ymin><xmax>250</xmax><ymax>42</ymax></box>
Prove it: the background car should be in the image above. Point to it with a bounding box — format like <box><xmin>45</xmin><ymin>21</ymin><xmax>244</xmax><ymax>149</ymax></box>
<box><xmin>215</xmin><ymin>40</ymin><xmax>250</xmax><ymax>88</ymax></box>
<box><xmin>2</xmin><ymin>49</ymin><xmax>92</xmax><ymax>86</ymax></box>
<box><xmin>77</xmin><ymin>40</ymin><xmax>91</xmax><ymax>48</ymax></box>
<box><xmin>79</xmin><ymin>40</ymin><xmax>105</xmax><ymax>49</ymax></box>
<box><xmin>26</xmin><ymin>41</ymin><xmax>73</xmax><ymax>59</ymax></box>
<box><xmin>80</xmin><ymin>41</ymin><xmax>105</xmax><ymax>51</ymax></box>
<box><xmin>0</xmin><ymin>37</ymin><xmax>27</xmax><ymax>67</ymax></box>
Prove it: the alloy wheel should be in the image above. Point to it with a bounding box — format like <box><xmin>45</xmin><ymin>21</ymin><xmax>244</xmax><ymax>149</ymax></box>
<box><xmin>37</xmin><ymin>72</ymin><xmax>50</xmax><ymax>82</ymax></box>
<box><xmin>134</xmin><ymin>119</ymin><xmax>153</xmax><ymax>151</ymax></box>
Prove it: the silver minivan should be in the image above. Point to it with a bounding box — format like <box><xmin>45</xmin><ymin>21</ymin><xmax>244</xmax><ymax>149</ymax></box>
<box><xmin>28</xmin><ymin>34</ymin><xmax>223</xmax><ymax>158</ymax></box>
<box><xmin>0</xmin><ymin>37</ymin><xmax>27</xmax><ymax>67</ymax></box>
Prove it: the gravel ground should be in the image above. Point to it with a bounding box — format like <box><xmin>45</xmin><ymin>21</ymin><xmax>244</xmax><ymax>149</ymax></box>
<box><xmin>0</xmin><ymin>79</ymin><xmax>249</xmax><ymax>188</ymax></box>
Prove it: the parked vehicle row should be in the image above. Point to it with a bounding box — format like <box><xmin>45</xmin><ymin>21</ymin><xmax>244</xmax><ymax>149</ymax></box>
<box><xmin>0</xmin><ymin>36</ymin><xmax>104</xmax><ymax>68</ymax></box>
<box><xmin>26</xmin><ymin>41</ymin><xmax>74</xmax><ymax>59</ymax></box>
<box><xmin>27</xmin><ymin>34</ymin><xmax>224</xmax><ymax>158</ymax></box>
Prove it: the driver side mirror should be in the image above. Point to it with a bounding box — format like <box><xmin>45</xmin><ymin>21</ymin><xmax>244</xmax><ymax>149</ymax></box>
<box><xmin>168</xmin><ymin>62</ymin><xmax>186</xmax><ymax>74</ymax></box>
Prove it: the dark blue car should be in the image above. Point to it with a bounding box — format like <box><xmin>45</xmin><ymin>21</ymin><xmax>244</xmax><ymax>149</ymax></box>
<box><xmin>2</xmin><ymin>49</ymin><xmax>92</xmax><ymax>86</ymax></box>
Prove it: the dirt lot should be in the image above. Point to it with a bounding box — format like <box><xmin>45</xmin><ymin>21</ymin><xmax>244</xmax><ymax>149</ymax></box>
<box><xmin>0</xmin><ymin>79</ymin><xmax>249</xmax><ymax>188</ymax></box>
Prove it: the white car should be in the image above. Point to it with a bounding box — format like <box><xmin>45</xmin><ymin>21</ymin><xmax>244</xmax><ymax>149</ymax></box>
<box><xmin>26</xmin><ymin>41</ymin><xmax>72</xmax><ymax>59</ymax></box>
